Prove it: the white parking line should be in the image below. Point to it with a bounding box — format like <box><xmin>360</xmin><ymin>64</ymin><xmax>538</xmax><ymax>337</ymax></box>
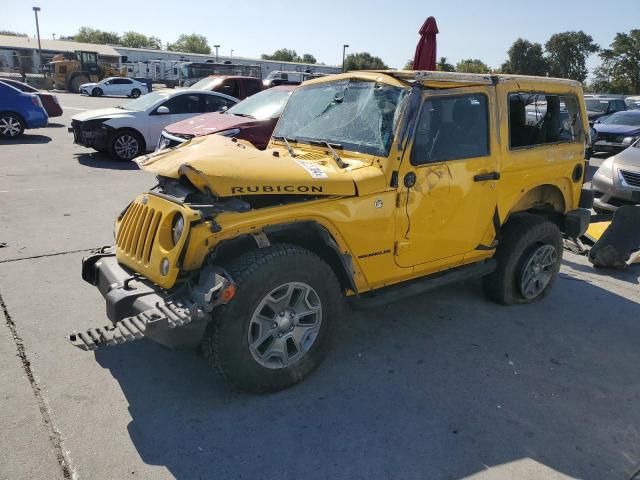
<box><xmin>61</xmin><ymin>106</ymin><xmax>87</xmax><ymax>111</ymax></box>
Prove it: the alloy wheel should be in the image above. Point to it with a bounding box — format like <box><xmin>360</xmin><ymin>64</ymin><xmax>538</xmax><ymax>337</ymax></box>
<box><xmin>248</xmin><ymin>282</ymin><xmax>323</xmax><ymax>369</ymax></box>
<box><xmin>0</xmin><ymin>116</ymin><xmax>22</xmax><ymax>137</ymax></box>
<box><xmin>114</xmin><ymin>134</ymin><xmax>139</xmax><ymax>159</ymax></box>
<box><xmin>519</xmin><ymin>244</ymin><xmax>557</xmax><ymax>300</ymax></box>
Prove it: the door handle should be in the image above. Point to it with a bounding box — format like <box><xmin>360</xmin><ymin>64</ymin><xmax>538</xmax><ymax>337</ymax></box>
<box><xmin>474</xmin><ymin>172</ymin><xmax>500</xmax><ymax>182</ymax></box>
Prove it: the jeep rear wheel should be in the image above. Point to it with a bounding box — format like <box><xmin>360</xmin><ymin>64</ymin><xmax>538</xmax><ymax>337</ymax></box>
<box><xmin>202</xmin><ymin>244</ymin><xmax>341</xmax><ymax>393</ymax></box>
<box><xmin>483</xmin><ymin>214</ymin><xmax>562</xmax><ymax>305</ymax></box>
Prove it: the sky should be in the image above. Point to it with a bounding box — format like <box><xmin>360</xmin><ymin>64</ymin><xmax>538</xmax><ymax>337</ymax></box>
<box><xmin>2</xmin><ymin>0</ymin><xmax>640</xmax><ymax>73</ymax></box>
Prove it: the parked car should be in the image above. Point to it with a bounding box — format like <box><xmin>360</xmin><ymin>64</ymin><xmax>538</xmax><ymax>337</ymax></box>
<box><xmin>0</xmin><ymin>81</ymin><xmax>48</xmax><ymax>138</ymax></box>
<box><xmin>157</xmin><ymin>85</ymin><xmax>296</xmax><ymax>151</ymax></box>
<box><xmin>262</xmin><ymin>70</ymin><xmax>326</xmax><ymax>88</ymax></box>
<box><xmin>592</xmin><ymin>138</ymin><xmax>640</xmax><ymax>212</ymax></box>
<box><xmin>626</xmin><ymin>96</ymin><xmax>640</xmax><ymax>110</ymax></box>
<box><xmin>80</xmin><ymin>77</ymin><xmax>149</xmax><ymax>98</ymax></box>
<box><xmin>585</xmin><ymin>97</ymin><xmax>627</xmax><ymax>122</ymax></box>
<box><xmin>0</xmin><ymin>78</ymin><xmax>62</xmax><ymax>117</ymax></box>
<box><xmin>73</xmin><ymin>71</ymin><xmax>592</xmax><ymax>393</ymax></box>
<box><xmin>69</xmin><ymin>89</ymin><xmax>238</xmax><ymax>160</ymax></box>
<box><xmin>592</xmin><ymin>110</ymin><xmax>640</xmax><ymax>154</ymax></box>
<box><xmin>188</xmin><ymin>76</ymin><xmax>262</xmax><ymax>100</ymax></box>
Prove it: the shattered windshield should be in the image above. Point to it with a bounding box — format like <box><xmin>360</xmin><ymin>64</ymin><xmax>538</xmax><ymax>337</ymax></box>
<box><xmin>273</xmin><ymin>79</ymin><xmax>408</xmax><ymax>156</ymax></box>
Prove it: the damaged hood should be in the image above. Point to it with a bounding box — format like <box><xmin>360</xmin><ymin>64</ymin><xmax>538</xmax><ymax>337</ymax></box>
<box><xmin>165</xmin><ymin>111</ymin><xmax>252</xmax><ymax>137</ymax></box>
<box><xmin>136</xmin><ymin>134</ymin><xmax>386</xmax><ymax>198</ymax></box>
<box><xmin>71</xmin><ymin>107</ymin><xmax>135</xmax><ymax>122</ymax></box>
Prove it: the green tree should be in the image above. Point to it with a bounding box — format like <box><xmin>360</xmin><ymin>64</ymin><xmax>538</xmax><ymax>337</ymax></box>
<box><xmin>73</xmin><ymin>27</ymin><xmax>121</xmax><ymax>45</ymax></box>
<box><xmin>262</xmin><ymin>48</ymin><xmax>298</xmax><ymax>62</ymax></box>
<box><xmin>404</xmin><ymin>60</ymin><xmax>414</xmax><ymax>70</ymax></box>
<box><xmin>343</xmin><ymin>52</ymin><xmax>388</xmax><ymax>71</ymax></box>
<box><xmin>120</xmin><ymin>31</ymin><xmax>161</xmax><ymax>49</ymax></box>
<box><xmin>301</xmin><ymin>53</ymin><xmax>317</xmax><ymax>64</ymax></box>
<box><xmin>456</xmin><ymin>58</ymin><xmax>491</xmax><ymax>73</ymax></box>
<box><xmin>436</xmin><ymin>57</ymin><xmax>455</xmax><ymax>72</ymax></box>
<box><xmin>597</xmin><ymin>30</ymin><xmax>640</xmax><ymax>94</ymax></box>
<box><xmin>167</xmin><ymin>34</ymin><xmax>210</xmax><ymax>54</ymax></box>
<box><xmin>261</xmin><ymin>49</ymin><xmax>318</xmax><ymax>64</ymax></box>
<box><xmin>0</xmin><ymin>31</ymin><xmax>28</xmax><ymax>37</ymax></box>
<box><xmin>501</xmin><ymin>38</ymin><xmax>547</xmax><ymax>76</ymax></box>
<box><xmin>545</xmin><ymin>31</ymin><xmax>599</xmax><ymax>82</ymax></box>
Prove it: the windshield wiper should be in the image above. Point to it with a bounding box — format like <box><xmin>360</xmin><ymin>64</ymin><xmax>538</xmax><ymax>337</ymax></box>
<box><xmin>309</xmin><ymin>140</ymin><xmax>347</xmax><ymax>169</ymax></box>
<box><xmin>232</xmin><ymin>113</ymin><xmax>255</xmax><ymax>119</ymax></box>
<box><xmin>272</xmin><ymin>135</ymin><xmax>297</xmax><ymax>157</ymax></box>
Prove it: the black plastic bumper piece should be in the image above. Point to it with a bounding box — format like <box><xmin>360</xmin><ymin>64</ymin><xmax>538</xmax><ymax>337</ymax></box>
<box><xmin>564</xmin><ymin>208</ymin><xmax>591</xmax><ymax>239</ymax></box>
<box><xmin>72</xmin><ymin>249</ymin><xmax>206</xmax><ymax>350</ymax></box>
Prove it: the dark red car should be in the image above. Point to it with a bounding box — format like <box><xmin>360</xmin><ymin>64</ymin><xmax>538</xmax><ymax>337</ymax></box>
<box><xmin>157</xmin><ymin>85</ymin><xmax>295</xmax><ymax>151</ymax></box>
<box><xmin>0</xmin><ymin>79</ymin><xmax>63</xmax><ymax>117</ymax></box>
<box><xmin>188</xmin><ymin>75</ymin><xmax>264</xmax><ymax>100</ymax></box>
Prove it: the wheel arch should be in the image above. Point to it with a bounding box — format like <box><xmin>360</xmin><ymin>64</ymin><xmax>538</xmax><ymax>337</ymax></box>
<box><xmin>210</xmin><ymin>221</ymin><xmax>358</xmax><ymax>294</ymax></box>
<box><xmin>0</xmin><ymin>110</ymin><xmax>25</xmax><ymax>124</ymax></box>
<box><xmin>506</xmin><ymin>183</ymin><xmax>568</xmax><ymax>218</ymax></box>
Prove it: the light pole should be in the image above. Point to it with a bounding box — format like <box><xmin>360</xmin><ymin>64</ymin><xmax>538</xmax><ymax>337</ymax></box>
<box><xmin>33</xmin><ymin>6</ymin><xmax>42</xmax><ymax>71</ymax></box>
<box><xmin>52</xmin><ymin>33</ymin><xmax>56</xmax><ymax>40</ymax></box>
<box><xmin>230</xmin><ymin>49</ymin><xmax>234</xmax><ymax>58</ymax></box>
<box><xmin>342</xmin><ymin>44</ymin><xmax>349</xmax><ymax>72</ymax></box>
<box><xmin>214</xmin><ymin>44</ymin><xmax>220</xmax><ymax>62</ymax></box>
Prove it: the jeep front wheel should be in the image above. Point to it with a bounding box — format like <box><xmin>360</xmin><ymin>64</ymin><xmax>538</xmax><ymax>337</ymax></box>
<box><xmin>483</xmin><ymin>214</ymin><xmax>562</xmax><ymax>305</ymax></box>
<box><xmin>202</xmin><ymin>244</ymin><xmax>341</xmax><ymax>393</ymax></box>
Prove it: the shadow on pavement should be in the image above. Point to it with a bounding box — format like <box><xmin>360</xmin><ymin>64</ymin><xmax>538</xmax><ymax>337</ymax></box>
<box><xmin>75</xmin><ymin>152</ymin><xmax>139</xmax><ymax>170</ymax></box>
<box><xmin>0</xmin><ymin>134</ymin><xmax>51</xmax><ymax>145</ymax></box>
<box><xmin>46</xmin><ymin>122</ymin><xmax>66</xmax><ymax>128</ymax></box>
<box><xmin>95</xmin><ymin>275</ymin><xmax>640</xmax><ymax>480</ymax></box>
<box><xmin>563</xmin><ymin>257</ymin><xmax>640</xmax><ymax>285</ymax></box>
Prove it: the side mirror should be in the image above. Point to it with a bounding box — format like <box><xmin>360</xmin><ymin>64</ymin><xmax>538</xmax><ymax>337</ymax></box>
<box><xmin>219</xmin><ymin>105</ymin><xmax>228</xmax><ymax>113</ymax></box>
<box><xmin>595</xmin><ymin>118</ymin><xmax>601</xmax><ymax>124</ymax></box>
<box><xmin>156</xmin><ymin>106</ymin><xmax>170</xmax><ymax>114</ymax></box>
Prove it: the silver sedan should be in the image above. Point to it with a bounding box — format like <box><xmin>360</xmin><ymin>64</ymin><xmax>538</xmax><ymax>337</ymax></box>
<box><xmin>592</xmin><ymin>138</ymin><xmax>640</xmax><ymax>212</ymax></box>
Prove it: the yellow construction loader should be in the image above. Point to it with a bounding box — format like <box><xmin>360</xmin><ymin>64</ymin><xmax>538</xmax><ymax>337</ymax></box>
<box><xmin>45</xmin><ymin>50</ymin><xmax>126</xmax><ymax>93</ymax></box>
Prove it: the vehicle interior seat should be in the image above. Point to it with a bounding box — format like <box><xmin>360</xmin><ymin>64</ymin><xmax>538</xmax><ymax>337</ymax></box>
<box><xmin>509</xmin><ymin>97</ymin><xmax>536</xmax><ymax>148</ymax></box>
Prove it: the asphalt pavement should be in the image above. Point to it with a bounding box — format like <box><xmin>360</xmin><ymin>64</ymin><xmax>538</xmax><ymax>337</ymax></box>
<box><xmin>1</xmin><ymin>93</ymin><xmax>639</xmax><ymax>480</ymax></box>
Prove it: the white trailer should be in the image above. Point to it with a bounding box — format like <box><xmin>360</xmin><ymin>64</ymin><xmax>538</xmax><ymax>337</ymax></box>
<box><xmin>123</xmin><ymin>60</ymin><xmax>182</xmax><ymax>87</ymax></box>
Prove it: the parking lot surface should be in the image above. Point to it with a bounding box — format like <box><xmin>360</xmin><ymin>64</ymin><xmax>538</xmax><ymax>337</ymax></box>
<box><xmin>1</xmin><ymin>93</ymin><xmax>639</xmax><ymax>480</ymax></box>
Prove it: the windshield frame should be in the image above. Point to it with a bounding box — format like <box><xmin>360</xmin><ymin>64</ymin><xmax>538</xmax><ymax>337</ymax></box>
<box><xmin>272</xmin><ymin>79</ymin><xmax>409</xmax><ymax>157</ymax></box>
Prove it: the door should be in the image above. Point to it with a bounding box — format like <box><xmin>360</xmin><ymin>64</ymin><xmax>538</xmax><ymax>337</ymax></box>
<box><xmin>394</xmin><ymin>88</ymin><xmax>499</xmax><ymax>268</ymax></box>
<box><xmin>145</xmin><ymin>93</ymin><xmax>206</xmax><ymax>147</ymax></box>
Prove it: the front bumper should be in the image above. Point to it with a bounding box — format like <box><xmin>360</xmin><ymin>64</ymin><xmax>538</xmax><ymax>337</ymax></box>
<box><xmin>592</xmin><ymin>167</ymin><xmax>640</xmax><ymax>212</ymax></box>
<box><xmin>70</xmin><ymin>248</ymin><xmax>236</xmax><ymax>351</ymax></box>
<box><xmin>593</xmin><ymin>140</ymin><xmax>630</xmax><ymax>154</ymax></box>
<box><xmin>70</xmin><ymin>249</ymin><xmax>207</xmax><ymax>351</ymax></box>
<box><xmin>68</xmin><ymin>120</ymin><xmax>109</xmax><ymax>150</ymax></box>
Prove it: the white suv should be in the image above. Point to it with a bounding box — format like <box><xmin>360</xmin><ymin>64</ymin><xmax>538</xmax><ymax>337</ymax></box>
<box><xmin>80</xmin><ymin>77</ymin><xmax>149</xmax><ymax>98</ymax></box>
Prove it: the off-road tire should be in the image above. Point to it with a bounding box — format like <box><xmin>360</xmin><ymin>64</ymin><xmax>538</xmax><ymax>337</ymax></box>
<box><xmin>0</xmin><ymin>112</ymin><xmax>25</xmax><ymax>138</ymax></box>
<box><xmin>92</xmin><ymin>87</ymin><xmax>103</xmax><ymax>97</ymax></box>
<box><xmin>108</xmin><ymin>129</ymin><xmax>144</xmax><ymax>161</ymax></box>
<box><xmin>70</xmin><ymin>75</ymin><xmax>89</xmax><ymax>94</ymax></box>
<box><xmin>483</xmin><ymin>213</ymin><xmax>562</xmax><ymax>305</ymax></box>
<box><xmin>202</xmin><ymin>244</ymin><xmax>342</xmax><ymax>393</ymax></box>
<box><xmin>130</xmin><ymin>88</ymin><xmax>141</xmax><ymax>98</ymax></box>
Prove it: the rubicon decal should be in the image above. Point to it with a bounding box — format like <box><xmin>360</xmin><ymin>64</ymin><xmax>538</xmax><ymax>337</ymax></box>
<box><xmin>231</xmin><ymin>185</ymin><xmax>324</xmax><ymax>194</ymax></box>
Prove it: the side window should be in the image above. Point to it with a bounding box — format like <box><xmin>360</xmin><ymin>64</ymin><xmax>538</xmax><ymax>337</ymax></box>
<box><xmin>202</xmin><ymin>95</ymin><xmax>230</xmax><ymax>112</ymax></box>
<box><xmin>159</xmin><ymin>94</ymin><xmax>202</xmax><ymax>114</ymax></box>
<box><xmin>220</xmin><ymin>80</ymin><xmax>240</xmax><ymax>98</ymax></box>
<box><xmin>509</xmin><ymin>93</ymin><xmax>582</xmax><ymax>149</ymax></box>
<box><xmin>411</xmin><ymin>94</ymin><xmax>489</xmax><ymax>165</ymax></box>
<box><xmin>244</xmin><ymin>80</ymin><xmax>262</xmax><ymax>97</ymax></box>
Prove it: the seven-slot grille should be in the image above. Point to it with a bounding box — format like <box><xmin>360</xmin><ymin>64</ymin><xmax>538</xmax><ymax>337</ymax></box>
<box><xmin>116</xmin><ymin>203</ymin><xmax>162</xmax><ymax>264</ymax></box>
<box><xmin>620</xmin><ymin>170</ymin><xmax>640</xmax><ymax>188</ymax></box>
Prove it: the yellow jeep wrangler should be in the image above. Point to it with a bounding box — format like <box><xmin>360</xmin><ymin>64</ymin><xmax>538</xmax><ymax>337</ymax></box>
<box><xmin>71</xmin><ymin>71</ymin><xmax>592</xmax><ymax>392</ymax></box>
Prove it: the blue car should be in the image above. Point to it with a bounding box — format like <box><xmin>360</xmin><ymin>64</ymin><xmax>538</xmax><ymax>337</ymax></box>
<box><xmin>593</xmin><ymin>110</ymin><xmax>640</xmax><ymax>154</ymax></box>
<box><xmin>0</xmin><ymin>80</ymin><xmax>48</xmax><ymax>138</ymax></box>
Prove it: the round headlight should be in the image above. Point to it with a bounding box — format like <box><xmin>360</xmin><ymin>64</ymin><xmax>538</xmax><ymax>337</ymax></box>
<box><xmin>171</xmin><ymin>213</ymin><xmax>184</xmax><ymax>245</ymax></box>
